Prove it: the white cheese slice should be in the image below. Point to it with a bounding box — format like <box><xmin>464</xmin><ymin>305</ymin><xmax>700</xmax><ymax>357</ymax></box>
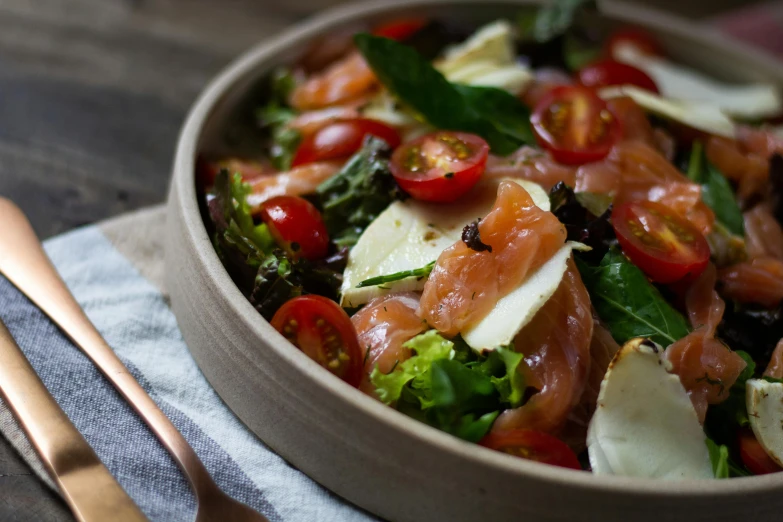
<box><xmin>599</xmin><ymin>85</ymin><xmax>735</xmax><ymax>138</ymax></box>
<box><xmin>436</xmin><ymin>20</ymin><xmax>532</xmax><ymax>95</ymax></box>
<box><xmin>340</xmin><ymin>179</ymin><xmax>549</xmax><ymax>307</ymax></box>
<box><xmin>746</xmin><ymin>379</ymin><xmax>783</xmax><ymax>468</ymax></box>
<box><xmin>614</xmin><ymin>44</ymin><xmax>782</xmax><ymax>120</ymax></box>
<box><xmin>461</xmin><ymin>242</ymin><xmax>587</xmax><ymax>352</ymax></box>
<box><xmin>587</xmin><ymin>338</ymin><xmax>714</xmax><ymax>480</ymax></box>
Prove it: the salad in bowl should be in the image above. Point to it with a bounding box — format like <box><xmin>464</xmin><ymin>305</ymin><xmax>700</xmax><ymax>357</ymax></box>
<box><xmin>197</xmin><ymin>0</ymin><xmax>783</xmax><ymax>480</ymax></box>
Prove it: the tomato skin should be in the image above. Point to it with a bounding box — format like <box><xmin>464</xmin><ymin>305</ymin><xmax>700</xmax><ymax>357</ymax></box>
<box><xmin>612</xmin><ymin>201</ymin><xmax>710</xmax><ymax>284</ymax></box>
<box><xmin>531</xmin><ymin>86</ymin><xmax>622</xmax><ymax>165</ymax></box>
<box><xmin>606</xmin><ymin>27</ymin><xmax>663</xmax><ymax>59</ymax></box>
<box><xmin>372</xmin><ymin>18</ymin><xmax>428</xmax><ymax>41</ymax></box>
<box><xmin>577</xmin><ymin>60</ymin><xmax>659</xmax><ymax>93</ymax></box>
<box><xmin>739</xmin><ymin>429</ymin><xmax>782</xmax><ymax>475</ymax></box>
<box><xmin>271</xmin><ymin>295</ymin><xmax>363</xmax><ymax>387</ymax></box>
<box><xmin>480</xmin><ymin>430</ymin><xmax>581</xmax><ymax>470</ymax></box>
<box><xmin>259</xmin><ymin>196</ymin><xmax>329</xmax><ymax>260</ymax></box>
<box><xmin>291</xmin><ymin>118</ymin><xmax>401</xmax><ymax>167</ymax></box>
<box><xmin>390</xmin><ymin>131</ymin><xmax>489</xmax><ymax>202</ymax></box>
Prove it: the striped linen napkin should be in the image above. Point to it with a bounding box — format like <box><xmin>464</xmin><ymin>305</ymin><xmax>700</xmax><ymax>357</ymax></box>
<box><xmin>0</xmin><ymin>206</ymin><xmax>376</xmax><ymax>522</ymax></box>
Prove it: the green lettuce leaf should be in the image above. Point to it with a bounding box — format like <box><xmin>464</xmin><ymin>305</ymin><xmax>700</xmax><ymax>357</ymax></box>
<box><xmin>578</xmin><ymin>249</ymin><xmax>691</xmax><ymax>346</ymax></box>
<box><xmin>257</xmin><ymin>68</ymin><xmax>301</xmax><ymax>171</ymax></box>
<box><xmin>211</xmin><ymin>170</ymin><xmax>275</xmax><ymax>266</ymax></box>
<box><xmin>474</xmin><ymin>347</ymin><xmax>526</xmax><ymax>407</ymax></box>
<box><xmin>372</xmin><ymin>331</ymin><xmax>528</xmax><ymax>442</ymax></box>
<box><xmin>370</xmin><ymin>330</ymin><xmax>454</xmax><ymax>404</ymax></box>
<box><xmin>354</xmin><ymin>34</ymin><xmax>533</xmax><ymax>155</ymax></box>
<box><xmin>317</xmin><ymin>136</ymin><xmax>405</xmax><ymax>247</ymax></box>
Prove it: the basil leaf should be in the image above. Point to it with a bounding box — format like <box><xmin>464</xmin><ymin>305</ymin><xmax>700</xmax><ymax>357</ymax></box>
<box><xmin>578</xmin><ymin>249</ymin><xmax>691</xmax><ymax>346</ymax></box>
<box><xmin>357</xmin><ymin>261</ymin><xmax>435</xmax><ymax>288</ymax></box>
<box><xmin>702</xmin><ymin>162</ymin><xmax>745</xmax><ymax>236</ymax></box>
<box><xmin>354</xmin><ymin>34</ymin><xmax>533</xmax><ymax>155</ymax></box>
<box><xmin>687</xmin><ymin>142</ymin><xmax>744</xmax><ymax>236</ymax></box>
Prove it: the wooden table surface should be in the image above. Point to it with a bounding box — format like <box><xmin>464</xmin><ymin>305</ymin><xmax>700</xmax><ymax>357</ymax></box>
<box><xmin>0</xmin><ymin>0</ymin><xmax>766</xmax><ymax>519</ymax></box>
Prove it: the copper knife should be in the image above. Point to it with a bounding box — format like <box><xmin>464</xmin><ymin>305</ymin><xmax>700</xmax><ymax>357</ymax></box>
<box><xmin>0</xmin><ymin>319</ymin><xmax>148</xmax><ymax>522</ymax></box>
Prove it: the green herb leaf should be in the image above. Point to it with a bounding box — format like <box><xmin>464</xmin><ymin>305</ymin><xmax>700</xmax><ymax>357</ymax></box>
<box><xmin>257</xmin><ymin>104</ymin><xmax>301</xmax><ymax>171</ymax></box>
<box><xmin>733</xmin><ymin>351</ymin><xmax>756</xmax><ymax>389</ymax></box>
<box><xmin>706</xmin><ymin>438</ymin><xmax>730</xmax><ymax>479</ymax></box>
<box><xmin>357</xmin><ymin>261</ymin><xmax>436</xmax><ymax>288</ymax></box>
<box><xmin>354</xmin><ymin>34</ymin><xmax>533</xmax><ymax>155</ymax></box>
<box><xmin>317</xmin><ymin>136</ymin><xmax>405</xmax><ymax>247</ymax></box>
<box><xmin>702</xmin><ymin>162</ymin><xmax>745</xmax><ymax>237</ymax></box>
<box><xmin>255</xmin><ymin>68</ymin><xmax>302</xmax><ymax>171</ymax></box>
<box><xmin>687</xmin><ymin>142</ymin><xmax>744</xmax><ymax>236</ymax></box>
<box><xmin>522</xmin><ymin>0</ymin><xmax>596</xmax><ymax>43</ymax></box>
<box><xmin>578</xmin><ymin>249</ymin><xmax>691</xmax><ymax>346</ymax></box>
<box><xmin>563</xmin><ymin>30</ymin><xmax>601</xmax><ymax>70</ymax></box>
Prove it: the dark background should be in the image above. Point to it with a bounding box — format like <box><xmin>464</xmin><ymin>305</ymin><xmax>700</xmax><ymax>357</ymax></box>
<box><xmin>0</xmin><ymin>0</ymin><xmax>770</xmax><ymax>520</ymax></box>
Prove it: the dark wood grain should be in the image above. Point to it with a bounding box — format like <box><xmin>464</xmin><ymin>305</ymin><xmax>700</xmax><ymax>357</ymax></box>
<box><xmin>0</xmin><ymin>0</ymin><xmax>763</xmax><ymax>520</ymax></box>
<box><xmin>0</xmin><ymin>0</ymin><xmax>299</xmax><ymax>239</ymax></box>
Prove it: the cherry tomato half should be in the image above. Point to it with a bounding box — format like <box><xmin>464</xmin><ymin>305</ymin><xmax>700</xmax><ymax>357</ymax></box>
<box><xmin>577</xmin><ymin>59</ymin><xmax>659</xmax><ymax>93</ymax></box>
<box><xmin>612</xmin><ymin>200</ymin><xmax>710</xmax><ymax>284</ymax></box>
<box><xmin>531</xmin><ymin>86</ymin><xmax>622</xmax><ymax>165</ymax></box>
<box><xmin>739</xmin><ymin>429</ymin><xmax>782</xmax><ymax>475</ymax></box>
<box><xmin>606</xmin><ymin>27</ymin><xmax>663</xmax><ymax>59</ymax></box>
<box><xmin>271</xmin><ymin>295</ymin><xmax>362</xmax><ymax>387</ymax></box>
<box><xmin>372</xmin><ymin>18</ymin><xmax>428</xmax><ymax>41</ymax></box>
<box><xmin>480</xmin><ymin>430</ymin><xmax>581</xmax><ymax>470</ymax></box>
<box><xmin>291</xmin><ymin>118</ymin><xmax>401</xmax><ymax>167</ymax></box>
<box><xmin>259</xmin><ymin>196</ymin><xmax>329</xmax><ymax>260</ymax></box>
<box><xmin>390</xmin><ymin>131</ymin><xmax>489</xmax><ymax>202</ymax></box>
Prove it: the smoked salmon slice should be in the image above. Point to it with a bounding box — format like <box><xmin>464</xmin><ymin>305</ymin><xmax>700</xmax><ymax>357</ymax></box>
<box><xmin>561</xmin><ymin>315</ymin><xmax>620</xmax><ymax>451</ymax></box>
<box><xmin>765</xmin><ymin>340</ymin><xmax>783</xmax><ymax>379</ymax></box>
<box><xmin>665</xmin><ymin>264</ymin><xmax>747</xmax><ymax>423</ymax></box>
<box><xmin>492</xmin><ymin>260</ymin><xmax>593</xmax><ymax>434</ymax></box>
<box><xmin>246</xmin><ymin>161</ymin><xmax>341</xmax><ymax>211</ymax></box>
<box><xmin>744</xmin><ymin>205</ymin><xmax>783</xmax><ymax>261</ymax></box>
<box><xmin>719</xmin><ymin>257</ymin><xmax>783</xmax><ymax>309</ymax></box>
<box><xmin>290</xmin><ymin>51</ymin><xmax>378</xmax><ymax>111</ymax></box>
<box><xmin>350</xmin><ymin>292</ymin><xmax>426</xmax><ymax>395</ymax></box>
<box><xmin>577</xmin><ymin>140</ymin><xmax>715</xmax><ymax>235</ymax></box>
<box><xmin>486</xmin><ymin>147</ymin><xmax>576</xmax><ymax>191</ymax></box>
<box><xmin>418</xmin><ymin>180</ymin><xmax>567</xmax><ymax>337</ymax></box>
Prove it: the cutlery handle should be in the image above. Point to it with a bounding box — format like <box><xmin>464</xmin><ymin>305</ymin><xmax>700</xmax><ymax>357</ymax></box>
<box><xmin>0</xmin><ymin>199</ymin><xmax>213</xmax><ymax>495</ymax></box>
<box><xmin>0</xmin><ymin>320</ymin><xmax>148</xmax><ymax>522</ymax></box>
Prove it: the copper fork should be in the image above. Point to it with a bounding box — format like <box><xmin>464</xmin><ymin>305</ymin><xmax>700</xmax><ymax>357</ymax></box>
<box><xmin>0</xmin><ymin>198</ymin><xmax>269</xmax><ymax>522</ymax></box>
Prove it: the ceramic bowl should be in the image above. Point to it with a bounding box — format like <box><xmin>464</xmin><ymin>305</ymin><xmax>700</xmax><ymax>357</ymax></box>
<box><xmin>166</xmin><ymin>1</ymin><xmax>783</xmax><ymax>520</ymax></box>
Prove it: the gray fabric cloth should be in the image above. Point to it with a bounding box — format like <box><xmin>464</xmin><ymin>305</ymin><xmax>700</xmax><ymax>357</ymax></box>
<box><xmin>0</xmin><ymin>207</ymin><xmax>375</xmax><ymax>521</ymax></box>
